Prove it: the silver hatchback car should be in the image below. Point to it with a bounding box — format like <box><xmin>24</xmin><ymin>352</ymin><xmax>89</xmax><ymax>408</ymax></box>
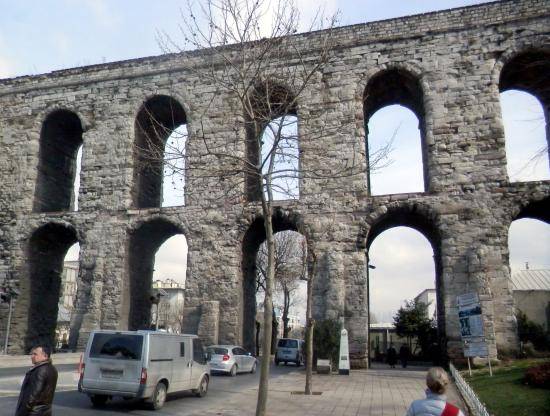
<box><xmin>206</xmin><ymin>345</ymin><xmax>257</xmax><ymax>376</ymax></box>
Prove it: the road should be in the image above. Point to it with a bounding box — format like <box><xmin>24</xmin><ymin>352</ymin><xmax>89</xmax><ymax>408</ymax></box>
<box><xmin>0</xmin><ymin>362</ymin><xmax>302</xmax><ymax>415</ymax></box>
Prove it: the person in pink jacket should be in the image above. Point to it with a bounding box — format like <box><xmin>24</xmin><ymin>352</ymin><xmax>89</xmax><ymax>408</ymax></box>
<box><xmin>405</xmin><ymin>367</ymin><xmax>465</xmax><ymax>416</ymax></box>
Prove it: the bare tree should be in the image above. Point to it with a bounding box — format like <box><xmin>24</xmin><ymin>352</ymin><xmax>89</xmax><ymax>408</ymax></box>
<box><xmin>136</xmin><ymin>0</ymin><xmax>392</xmax><ymax>413</ymax></box>
<box><xmin>256</xmin><ymin>230</ymin><xmax>305</xmax><ymax>338</ymax></box>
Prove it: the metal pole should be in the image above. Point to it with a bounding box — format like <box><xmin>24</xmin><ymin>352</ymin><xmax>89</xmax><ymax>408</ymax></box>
<box><xmin>3</xmin><ymin>296</ymin><xmax>13</xmax><ymax>354</ymax></box>
<box><xmin>155</xmin><ymin>302</ymin><xmax>160</xmax><ymax>330</ymax></box>
<box><xmin>487</xmin><ymin>355</ymin><xmax>493</xmax><ymax>377</ymax></box>
<box><xmin>366</xmin><ymin>261</ymin><xmax>376</xmax><ymax>369</ymax></box>
<box><xmin>467</xmin><ymin>357</ymin><xmax>472</xmax><ymax>377</ymax></box>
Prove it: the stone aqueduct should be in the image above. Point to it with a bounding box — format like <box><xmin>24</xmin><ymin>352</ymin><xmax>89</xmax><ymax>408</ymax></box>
<box><xmin>0</xmin><ymin>0</ymin><xmax>549</xmax><ymax>365</ymax></box>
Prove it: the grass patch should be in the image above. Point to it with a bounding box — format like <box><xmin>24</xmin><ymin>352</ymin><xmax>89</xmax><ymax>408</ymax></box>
<box><xmin>463</xmin><ymin>359</ymin><xmax>550</xmax><ymax>416</ymax></box>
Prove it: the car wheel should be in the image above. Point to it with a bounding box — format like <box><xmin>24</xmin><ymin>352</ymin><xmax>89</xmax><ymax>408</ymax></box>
<box><xmin>274</xmin><ymin>359</ymin><xmax>280</xmax><ymax>366</ymax></box>
<box><xmin>194</xmin><ymin>375</ymin><xmax>209</xmax><ymax>398</ymax></box>
<box><xmin>90</xmin><ymin>394</ymin><xmax>108</xmax><ymax>407</ymax></box>
<box><xmin>230</xmin><ymin>364</ymin><xmax>237</xmax><ymax>376</ymax></box>
<box><xmin>149</xmin><ymin>382</ymin><xmax>167</xmax><ymax>410</ymax></box>
<box><xmin>250</xmin><ymin>361</ymin><xmax>257</xmax><ymax>374</ymax></box>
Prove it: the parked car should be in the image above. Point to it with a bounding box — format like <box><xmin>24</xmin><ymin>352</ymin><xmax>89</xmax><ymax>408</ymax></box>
<box><xmin>79</xmin><ymin>330</ymin><xmax>210</xmax><ymax>410</ymax></box>
<box><xmin>206</xmin><ymin>345</ymin><xmax>257</xmax><ymax>376</ymax></box>
<box><xmin>274</xmin><ymin>338</ymin><xmax>304</xmax><ymax>366</ymax></box>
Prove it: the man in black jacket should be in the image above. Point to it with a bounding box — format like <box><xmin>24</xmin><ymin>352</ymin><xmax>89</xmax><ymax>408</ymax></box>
<box><xmin>15</xmin><ymin>345</ymin><xmax>58</xmax><ymax>416</ymax></box>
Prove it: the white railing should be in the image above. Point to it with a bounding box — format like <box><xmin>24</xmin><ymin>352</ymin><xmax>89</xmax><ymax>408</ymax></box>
<box><xmin>449</xmin><ymin>363</ymin><xmax>490</xmax><ymax>416</ymax></box>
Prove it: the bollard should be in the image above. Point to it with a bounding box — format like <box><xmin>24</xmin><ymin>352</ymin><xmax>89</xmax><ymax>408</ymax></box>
<box><xmin>338</xmin><ymin>328</ymin><xmax>350</xmax><ymax>375</ymax></box>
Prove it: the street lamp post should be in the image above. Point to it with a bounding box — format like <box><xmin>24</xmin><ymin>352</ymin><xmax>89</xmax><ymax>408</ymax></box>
<box><xmin>366</xmin><ymin>256</ymin><xmax>376</xmax><ymax>369</ymax></box>
<box><xmin>1</xmin><ymin>284</ymin><xmax>19</xmax><ymax>355</ymax></box>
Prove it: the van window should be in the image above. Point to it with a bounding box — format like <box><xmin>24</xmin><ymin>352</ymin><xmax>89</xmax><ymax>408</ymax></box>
<box><xmin>180</xmin><ymin>342</ymin><xmax>185</xmax><ymax>357</ymax></box>
<box><xmin>90</xmin><ymin>333</ymin><xmax>143</xmax><ymax>360</ymax></box>
<box><xmin>192</xmin><ymin>338</ymin><xmax>207</xmax><ymax>364</ymax></box>
<box><xmin>277</xmin><ymin>339</ymin><xmax>298</xmax><ymax>348</ymax></box>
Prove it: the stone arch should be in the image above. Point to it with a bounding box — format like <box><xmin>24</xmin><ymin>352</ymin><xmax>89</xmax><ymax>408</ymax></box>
<box><xmin>361</xmin><ymin>66</ymin><xmax>429</xmax><ymax>194</ymax></box>
<box><xmin>498</xmin><ymin>47</ymin><xmax>550</xmax><ymax>175</ymax></box>
<box><xmin>240</xmin><ymin>208</ymin><xmax>304</xmax><ymax>352</ymax></box>
<box><xmin>125</xmin><ymin>217</ymin><xmax>186</xmax><ymax>330</ymax></box>
<box><xmin>246</xmin><ymin>81</ymin><xmax>300</xmax><ymax>201</ymax></box>
<box><xmin>513</xmin><ymin>195</ymin><xmax>550</xmax><ymax>223</ymax></box>
<box><xmin>132</xmin><ymin>95</ymin><xmax>187</xmax><ymax>209</ymax></box>
<box><xmin>20</xmin><ymin>221</ymin><xmax>79</xmax><ymax>352</ymax></box>
<box><xmin>33</xmin><ymin>109</ymin><xmax>84</xmax><ymax>213</ymax></box>
<box><xmin>365</xmin><ymin>203</ymin><xmax>445</xmax><ymax>346</ymax></box>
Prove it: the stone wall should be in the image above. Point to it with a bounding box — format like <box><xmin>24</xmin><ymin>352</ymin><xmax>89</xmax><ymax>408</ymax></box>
<box><xmin>0</xmin><ymin>0</ymin><xmax>549</xmax><ymax>365</ymax></box>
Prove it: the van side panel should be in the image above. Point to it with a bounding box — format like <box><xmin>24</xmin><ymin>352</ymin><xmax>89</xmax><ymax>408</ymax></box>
<box><xmin>147</xmin><ymin>334</ymin><xmax>175</xmax><ymax>393</ymax></box>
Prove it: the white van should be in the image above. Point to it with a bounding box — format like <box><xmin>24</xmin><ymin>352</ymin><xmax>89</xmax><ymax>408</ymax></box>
<box><xmin>274</xmin><ymin>338</ymin><xmax>304</xmax><ymax>366</ymax></box>
<box><xmin>78</xmin><ymin>330</ymin><xmax>210</xmax><ymax>410</ymax></box>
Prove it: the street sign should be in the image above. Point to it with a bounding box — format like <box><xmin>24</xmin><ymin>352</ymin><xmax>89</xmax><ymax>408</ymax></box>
<box><xmin>457</xmin><ymin>293</ymin><xmax>488</xmax><ymax>358</ymax></box>
<box><xmin>457</xmin><ymin>293</ymin><xmax>484</xmax><ymax>339</ymax></box>
<box><xmin>463</xmin><ymin>337</ymin><xmax>489</xmax><ymax>357</ymax></box>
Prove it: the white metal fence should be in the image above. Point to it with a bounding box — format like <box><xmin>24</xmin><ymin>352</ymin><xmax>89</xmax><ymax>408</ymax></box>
<box><xmin>449</xmin><ymin>363</ymin><xmax>490</xmax><ymax>416</ymax></box>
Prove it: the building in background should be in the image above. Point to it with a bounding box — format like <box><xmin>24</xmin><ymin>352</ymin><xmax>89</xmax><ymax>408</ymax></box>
<box><xmin>56</xmin><ymin>261</ymin><xmax>79</xmax><ymax>348</ymax></box>
<box><xmin>151</xmin><ymin>278</ymin><xmax>185</xmax><ymax>333</ymax></box>
<box><xmin>511</xmin><ymin>269</ymin><xmax>550</xmax><ymax>331</ymax></box>
<box><xmin>414</xmin><ymin>288</ymin><xmax>437</xmax><ymax>321</ymax></box>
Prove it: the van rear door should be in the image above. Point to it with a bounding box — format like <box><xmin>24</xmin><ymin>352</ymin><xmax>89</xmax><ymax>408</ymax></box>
<box><xmin>83</xmin><ymin>332</ymin><xmax>144</xmax><ymax>394</ymax></box>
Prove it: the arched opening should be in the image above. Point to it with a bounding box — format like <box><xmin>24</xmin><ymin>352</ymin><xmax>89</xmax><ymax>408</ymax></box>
<box><xmin>500</xmin><ymin>50</ymin><xmax>550</xmax><ymax>181</ymax></box>
<box><xmin>255</xmin><ymin>230</ymin><xmax>306</xmax><ymax>352</ymax></box>
<box><xmin>25</xmin><ymin>223</ymin><xmax>78</xmax><ymax>351</ymax></box>
<box><xmin>56</xmin><ymin>242</ymin><xmax>80</xmax><ymax>350</ymax></box>
<box><xmin>261</xmin><ymin>115</ymin><xmax>300</xmax><ymax>200</ymax></box>
<box><xmin>367</xmin><ymin>105</ymin><xmax>424</xmax><ymax>195</ymax></box>
<box><xmin>366</xmin><ymin>209</ymin><xmax>443</xmax><ymax>364</ymax></box>
<box><xmin>151</xmin><ymin>234</ymin><xmax>188</xmax><ymax>333</ymax></box>
<box><xmin>133</xmin><ymin>95</ymin><xmax>187</xmax><ymax>208</ymax></box>
<box><xmin>34</xmin><ymin>110</ymin><xmax>83</xmax><ymax>212</ymax></box>
<box><xmin>363</xmin><ymin>69</ymin><xmax>427</xmax><ymax>195</ymax></box>
<box><xmin>246</xmin><ymin>83</ymin><xmax>298</xmax><ymax>201</ymax></box>
<box><xmin>125</xmin><ymin>219</ymin><xmax>187</xmax><ymax>330</ymax></box>
<box><xmin>509</xmin><ymin>198</ymin><xmax>550</xmax><ymax>339</ymax></box>
<box><xmin>73</xmin><ymin>145</ymin><xmax>83</xmax><ymax>211</ymax></box>
<box><xmin>241</xmin><ymin>213</ymin><xmax>300</xmax><ymax>353</ymax></box>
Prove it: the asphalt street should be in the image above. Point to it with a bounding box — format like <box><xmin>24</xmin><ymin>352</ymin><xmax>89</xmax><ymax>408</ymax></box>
<box><xmin>0</xmin><ymin>362</ymin><xmax>302</xmax><ymax>415</ymax></box>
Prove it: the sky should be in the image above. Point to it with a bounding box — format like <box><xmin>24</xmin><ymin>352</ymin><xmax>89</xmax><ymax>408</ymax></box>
<box><xmin>2</xmin><ymin>0</ymin><xmax>548</xmax><ymax>322</ymax></box>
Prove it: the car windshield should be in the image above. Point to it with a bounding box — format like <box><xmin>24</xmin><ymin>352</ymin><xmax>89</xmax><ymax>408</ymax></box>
<box><xmin>277</xmin><ymin>339</ymin><xmax>298</xmax><ymax>348</ymax></box>
<box><xmin>90</xmin><ymin>333</ymin><xmax>143</xmax><ymax>360</ymax></box>
<box><xmin>207</xmin><ymin>347</ymin><xmax>228</xmax><ymax>355</ymax></box>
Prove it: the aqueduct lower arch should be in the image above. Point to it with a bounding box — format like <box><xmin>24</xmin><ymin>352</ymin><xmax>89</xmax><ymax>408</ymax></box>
<box><xmin>0</xmin><ymin>0</ymin><xmax>549</xmax><ymax>365</ymax></box>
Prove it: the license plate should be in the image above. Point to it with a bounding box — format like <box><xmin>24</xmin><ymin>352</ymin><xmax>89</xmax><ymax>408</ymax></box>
<box><xmin>101</xmin><ymin>369</ymin><xmax>123</xmax><ymax>379</ymax></box>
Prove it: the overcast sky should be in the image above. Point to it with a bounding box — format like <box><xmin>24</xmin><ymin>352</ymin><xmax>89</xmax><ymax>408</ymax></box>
<box><xmin>3</xmin><ymin>0</ymin><xmax>547</xmax><ymax>322</ymax></box>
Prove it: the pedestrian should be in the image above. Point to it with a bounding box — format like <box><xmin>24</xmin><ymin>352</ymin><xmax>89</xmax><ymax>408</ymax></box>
<box><xmin>387</xmin><ymin>343</ymin><xmax>397</xmax><ymax>368</ymax></box>
<box><xmin>404</xmin><ymin>366</ymin><xmax>465</xmax><ymax>416</ymax></box>
<box><xmin>399</xmin><ymin>343</ymin><xmax>410</xmax><ymax>368</ymax></box>
<box><xmin>15</xmin><ymin>345</ymin><xmax>58</xmax><ymax>416</ymax></box>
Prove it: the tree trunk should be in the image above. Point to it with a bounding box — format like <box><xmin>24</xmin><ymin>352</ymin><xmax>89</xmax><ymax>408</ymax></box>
<box><xmin>256</xmin><ymin>197</ymin><xmax>275</xmax><ymax>416</ymax></box>
<box><xmin>305</xmin><ymin>251</ymin><xmax>316</xmax><ymax>395</ymax></box>
<box><xmin>282</xmin><ymin>287</ymin><xmax>290</xmax><ymax>337</ymax></box>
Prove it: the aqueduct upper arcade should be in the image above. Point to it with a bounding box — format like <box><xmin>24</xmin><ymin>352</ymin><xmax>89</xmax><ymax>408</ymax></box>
<box><xmin>0</xmin><ymin>0</ymin><xmax>549</xmax><ymax>366</ymax></box>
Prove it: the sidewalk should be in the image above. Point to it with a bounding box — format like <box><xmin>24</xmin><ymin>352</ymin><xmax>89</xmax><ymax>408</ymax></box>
<box><xmin>0</xmin><ymin>355</ymin><xmax>469</xmax><ymax>415</ymax></box>
<box><xmin>0</xmin><ymin>352</ymin><xmax>82</xmax><ymax>369</ymax></box>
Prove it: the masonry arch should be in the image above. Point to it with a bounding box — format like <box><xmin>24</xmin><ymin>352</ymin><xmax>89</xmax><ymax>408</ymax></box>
<box><xmin>125</xmin><ymin>217</ymin><xmax>187</xmax><ymax>330</ymax></box>
<box><xmin>246</xmin><ymin>82</ymin><xmax>299</xmax><ymax>201</ymax></box>
<box><xmin>363</xmin><ymin>68</ymin><xmax>428</xmax><ymax>195</ymax></box>
<box><xmin>241</xmin><ymin>210</ymin><xmax>303</xmax><ymax>353</ymax></box>
<box><xmin>499</xmin><ymin>49</ymin><xmax>550</xmax><ymax>181</ymax></box>
<box><xmin>34</xmin><ymin>109</ymin><xmax>83</xmax><ymax>212</ymax></box>
<box><xmin>22</xmin><ymin>222</ymin><xmax>79</xmax><ymax>351</ymax></box>
<box><xmin>133</xmin><ymin>95</ymin><xmax>187</xmax><ymax>208</ymax></box>
<box><xmin>365</xmin><ymin>205</ymin><xmax>445</xmax><ymax>355</ymax></box>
